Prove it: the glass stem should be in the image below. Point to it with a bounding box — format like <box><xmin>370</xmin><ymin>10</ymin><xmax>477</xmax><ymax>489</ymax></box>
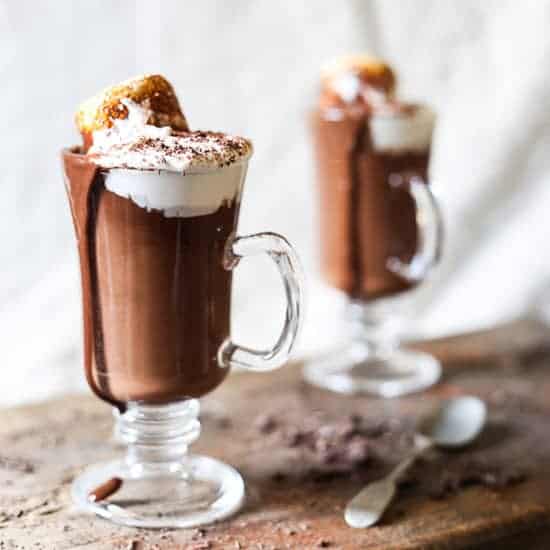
<box><xmin>116</xmin><ymin>400</ymin><xmax>201</xmax><ymax>466</ymax></box>
<box><xmin>348</xmin><ymin>301</ymin><xmax>402</xmax><ymax>359</ymax></box>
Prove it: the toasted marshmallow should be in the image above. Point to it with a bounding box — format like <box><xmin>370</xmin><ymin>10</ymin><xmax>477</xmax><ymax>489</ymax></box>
<box><xmin>76</xmin><ymin>74</ymin><xmax>188</xmax><ymax>150</ymax></box>
<box><xmin>320</xmin><ymin>55</ymin><xmax>396</xmax><ymax>107</ymax></box>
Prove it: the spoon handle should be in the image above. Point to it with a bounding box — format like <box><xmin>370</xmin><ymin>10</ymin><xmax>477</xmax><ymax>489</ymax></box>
<box><xmin>345</xmin><ymin>435</ymin><xmax>433</xmax><ymax>528</ymax></box>
<box><xmin>389</xmin><ymin>434</ymin><xmax>433</xmax><ymax>483</ymax></box>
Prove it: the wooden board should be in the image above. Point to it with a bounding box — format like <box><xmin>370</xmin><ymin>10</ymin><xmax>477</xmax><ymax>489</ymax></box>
<box><xmin>1</xmin><ymin>318</ymin><xmax>550</xmax><ymax>549</ymax></box>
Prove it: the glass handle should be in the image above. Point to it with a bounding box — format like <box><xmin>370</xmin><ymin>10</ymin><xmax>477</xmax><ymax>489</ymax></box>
<box><xmin>218</xmin><ymin>232</ymin><xmax>304</xmax><ymax>371</ymax></box>
<box><xmin>386</xmin><ymin>174</ymin><xmax>443</xmax><ymax>282</ymax></box>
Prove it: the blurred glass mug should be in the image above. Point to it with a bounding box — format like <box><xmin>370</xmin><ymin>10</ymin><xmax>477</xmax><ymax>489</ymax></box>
<box><xmin>304</xmin><ymin>104</ymin><xmax>443</xmax><ymax>397</ymax></box>
<box><xmin>62</xmin><ymin>148</ymin><xmax>303</xmax><ymax>528</ymax></box>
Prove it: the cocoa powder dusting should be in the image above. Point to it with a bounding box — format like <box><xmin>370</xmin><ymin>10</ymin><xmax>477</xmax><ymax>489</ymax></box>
<box><xmin>128</xmin><ymin>131</ymin><xmax>250</xmax><ymax>166</ymax></box>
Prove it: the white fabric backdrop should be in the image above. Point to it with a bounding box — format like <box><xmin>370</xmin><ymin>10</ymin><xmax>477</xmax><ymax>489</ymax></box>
<box><xmin>3</xmin><ymin>0</ymin><xmax>550</xmax><ymax>406</ymax></box>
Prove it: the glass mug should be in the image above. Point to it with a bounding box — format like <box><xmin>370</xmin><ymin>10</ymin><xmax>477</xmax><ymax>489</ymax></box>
<box><xmin>304</xmin><ymin>106</ymin><xmax>443</xmax><ymax>397</ymax></box>
<box><xmin>62</xmin><ymin>148</ymin><xmax>303</xmax><ymax>528</ymax></box>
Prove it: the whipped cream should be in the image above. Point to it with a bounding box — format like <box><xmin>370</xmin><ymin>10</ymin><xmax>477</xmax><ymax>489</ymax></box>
<box><xmin>87</xmin><ymin>99</ymin><xmax>252</xmax><ymax>217</ymax></box>
<box><xmin>370</xmin><ymin>106</ymin><xmax>435</xmax><ymax>153</ymax></box>
<box><xmin>328</xmin><ymin>73</ymin><xmax>389</xmax><ymax>106</ymax></box>
<box><xmin>88</xmin><ymin>100</ymin><xmax>252</xmax><ymax>173</ymax></box>
<box><xmin>104</xmin><ymin>163</ymin><xmax>247</xmax><ymax>218</ymax></box>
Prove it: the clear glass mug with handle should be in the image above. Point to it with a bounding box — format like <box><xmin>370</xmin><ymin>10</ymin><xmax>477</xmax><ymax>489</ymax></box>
<box><xmin>305</xmin><ymin>104</ymin><xmax>443</xmax><ymax>397</ymax></box>
<box><xmin>62</xmin><ymin>148</ymin><xmax>304</xmax><ymax>528</ymax></box>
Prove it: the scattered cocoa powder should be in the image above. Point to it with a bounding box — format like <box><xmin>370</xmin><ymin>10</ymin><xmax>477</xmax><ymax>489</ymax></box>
<box><xmin>254</xmin><ymin>408</ymin><xmax>530</xmax><ymax>499</ymax></box>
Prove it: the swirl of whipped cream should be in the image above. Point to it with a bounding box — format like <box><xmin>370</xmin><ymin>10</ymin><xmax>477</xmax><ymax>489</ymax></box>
<box><xmin>88</xmin><ymin>100</ymin><xmax>252</xmax><ymax>173</ymax></box>
<box><xmin>88</xmin><ymin>100</ymin><xmax>253</xmax><ymax>218</ymax></box>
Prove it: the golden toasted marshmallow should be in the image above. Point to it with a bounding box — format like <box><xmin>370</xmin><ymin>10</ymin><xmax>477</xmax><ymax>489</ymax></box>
<box><xmin>76</xmin><ymin>74</ymin><xmax>188</xmax><ymax>151</ymax></box>
<box><xmin>320</xmin><ymin>55</ymin><xmax>396</xmax><ymax>109</ymax></box>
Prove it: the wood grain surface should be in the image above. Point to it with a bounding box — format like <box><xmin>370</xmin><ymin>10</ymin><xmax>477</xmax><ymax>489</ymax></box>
<box><xmin>1</xmin><ymin>318</ymin><xmax>550</xmax><ymax>550</ymax></box>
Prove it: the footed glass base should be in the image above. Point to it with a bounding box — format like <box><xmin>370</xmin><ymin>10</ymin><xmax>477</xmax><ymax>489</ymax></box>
<box><xmin>72</xmin><ymin>454</ymin><xmax>244</xmax><ymax>528</ymax></box>
<box><xmin>73</xmin><ymin>400</ymin><xmax>244</xmax><ymax>528</ymax></box>
<box><xmin>303</xmin><ymin>341</ymin><xmax>441</xmax><ymax>397</ymax></box>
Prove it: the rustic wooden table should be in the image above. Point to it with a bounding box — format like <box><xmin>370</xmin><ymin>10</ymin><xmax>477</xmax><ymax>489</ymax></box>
<box><xmin>2</xmin><ymin>319</ymin><xmax>550</xmax><ymax>550</ymax></box>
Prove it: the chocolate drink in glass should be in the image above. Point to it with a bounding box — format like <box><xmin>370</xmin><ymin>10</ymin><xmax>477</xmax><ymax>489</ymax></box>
<box><xmin>63</xmin><ymin>74</ymin><xmax>304</xmax><ymax>528</ymax></box>
<box><xmin>304</xmin><ymin>56</ymin><xmax>443</xmax><ymax>397</ymax></box>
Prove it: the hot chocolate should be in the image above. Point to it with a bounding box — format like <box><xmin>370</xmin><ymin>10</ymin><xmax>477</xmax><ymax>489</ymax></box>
<box><xmin>313</xmin><ymin>56</ymin><xmax>435</xmax><ymax>301</ymax></box>
<box><xmin>64</xmin><ymin>80</ymin><xmax>252</xmax><ymax>410</ymax></box>
<box><xmin>66</xmin><ymin>75</ymin><xmax>303</xmax><ymax>529</ymax></box>
<box><xmin>304</xmin><ymin>56</ymin><xmax>442</xmax><ymax>398</ymax></box>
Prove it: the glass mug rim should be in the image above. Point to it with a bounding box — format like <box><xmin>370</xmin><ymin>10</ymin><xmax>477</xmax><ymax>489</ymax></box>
<box><xmin>62</xmin><ymin>145</ymin><xmax>253</xmax><ymax>175</ymax></box>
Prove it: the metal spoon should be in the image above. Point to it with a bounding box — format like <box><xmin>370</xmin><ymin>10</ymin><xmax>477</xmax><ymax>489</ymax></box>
<box><xmin>345</xmin><ymin>395</ymin><xmax>487</xmax><ymax>528</ymax></box>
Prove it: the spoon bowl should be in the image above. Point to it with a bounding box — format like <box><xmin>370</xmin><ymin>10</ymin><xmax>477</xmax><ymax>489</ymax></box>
<box><xmin>419</xmin><ymin>396</ymin><xmax>487</xmax><ymax>449</ymax></box>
